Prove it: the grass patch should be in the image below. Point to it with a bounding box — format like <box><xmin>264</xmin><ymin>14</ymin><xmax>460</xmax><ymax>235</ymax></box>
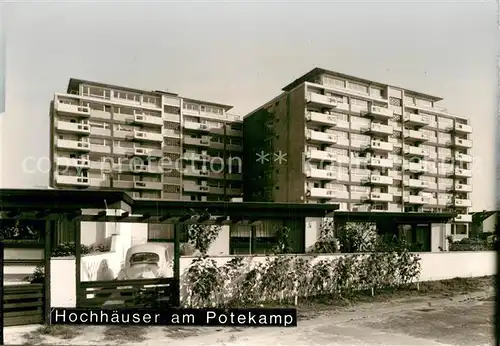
<box><xmin>103</xmin><ymin>325</ymin><xmax>148</xmax><ymax>343</ymax></box>
<box><xmin>252</xmin><ymin>276</ymin><xmax>495</xmax><ymax>320</ymax></box>
<box><xmin>164</xmin><ymin>326</ymin><xmax>203</xmax><ymax>339</ymax></box>
<box><xmin>22</xmin><ymin>325</ymin><xmax>81</xmax><ymax>345</ymax></box>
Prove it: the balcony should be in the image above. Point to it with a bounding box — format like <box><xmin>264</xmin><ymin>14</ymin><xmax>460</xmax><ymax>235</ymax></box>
<box><xmin>363</xmin><ymin>175</ymin><xmax>393</xmax><ymax>186</ymax></box>
<box><xmin>404</xmin><ymin>178</ymin><xmax>428</xmax><ymax>190</ymax></box>
<box><xmin>306</xmin><ymin>188</ymin><xmax>347</xmax><ymax>199</ymax></box>
<box><xmin>55</xmin><ymin>157</ymin><xmax>90</xmax><ymax>169</ymax></box>
<box><xmin>56</xmin><ymin>139</ymin><xmax>90</xmax><ymax>152</ymax></box>
<box><xmin>453</xmin><ymin>198</ymin><xmax>472</xmax><ymax>208</ymax></box>
<box><xmin>452</xmin><ymin>137</ymin><xmax>473</xmax><ymax>149</ymax></box>
<box><xmin>183</xmin><ymin>182</ymin><xmax>210</xmax><ymax>194</ymax></box>
<box><xmin>183</xmin><ymin>136</ymin><xmax>211</xmax><ymax>147</ymax></box>
<box><xmin>404</xmin><ymin>129</ymin><xmax>428</xmax><ymax>143</ymax></box>
<box><xmin>56</xmin><ymin>120</ymin><xmax>90</xmax><ymax>135</ymax></box>
<box><xmin>306</xmin><ymin>92</ymin><xmax>338</xmax><ymax>109</ymax></box>
<box><xmin>452</xmin><ymin>123</ymin><xmax>472</xmax><ymax>134</ymax></box>
<box><xmin>305</xmin><ymin>130</ymin><xmax>338</xmax><ymax>144</ymax></box>
<box><xmin>405</xmin><ymin>162</ymin><xmax>427</xmax><ymax>174</ymax></box>
<box><xmin>451</xmin><ymin>168</ymin><xmax>472</xmax><ymax>178</ymax></box>
<box><xmin>403</xmin><ymin>145</ymin><xmax>428</xmax><ymax>157</ymax></box>
<box><xmin>305</xmin><ymin>150</ymin><xmax>337</xmax><ymax>163</ymax></box>
<box><xmin>133</xmin><ymin>130</ymin><xmax>163</xmax><ymax>143</ymax></box>
<box><xmin>403</xmin><ymin>113</ymin><xmax>429</xmax><ymax>127</ymax></box>
<box><xmin>134</xmin><ymin>114</ymin><xmax>163</xmax><ymax>127</ymax></box>
<box><xmin>55</xmin><ymin>103</ymin><xmax>91</xmax><ymax>117</ymax></box>
<box><xmin>133</xmin><ymin>180</ymin><xmax>162</xmax><ymax>190</ymax></box>
<box><xmin>454</xmin><ymin>152</ymin><xmax>473</xmax><ymax>163</ymax></box>
<box><xmin>404</xmin><ymin>195</ymin><xmax>426</xmax><ymax>205</ymax></box>
<box><xmin>366</xmin><ymin>106</ymin><xmax>393</xmax><ymax>120</ymax></box>
<box><xmin>305</xmin><ymin>111</ymin><xmax>337</xmax><ymax>127</ymax></box>
<box><xmin>362</xmin><ymin>140</ymin><xmax>394</xmax><ymax>153</ymax></box>
<box><xmin>183</xmin><ymin>168</ymin><xmax>210</xmax><ymax>178</ymax></box>
<box><xmin>183</xmin><ymin>121</ymin><xmax>211</xmax><ymax>132</ymax></box>
<box><xmin>305</xmin><ymin>168</ymin><xmax>336</xmax><ymax>180</ymax></box>
<box><xmin>452</xmin><ymin>183</ymin><xmax>472</xmax><ymax>193</ymax></box>
<box><xmin>363</xmin><ymin>123</ymin><xmax>393</xmax><ymax>136</ymax></box>
<box><xmin>91</xmin><ymin>160</ymin><xmax>112</xmax><ymax>171</ymax></box>
<box><xmin>131</xmin><ymin>164</ymin><xmax>161</xmax><ymax>174</ymax></box>
<box><xmin>183</xmin><ymin>152</ymin><xmax>211</xmax><ymax>162</ymax></box>
<box><xmin>55</xmin><ymin>175</ymin><xmax>90</xmax><ymax>187</ymax></box>
<box><xmin>133</xmin><ymin>146</ymin><xmax>163</xmax><ymax>158</ymax></box>
<box><xmin>454</xmin><ymin>214</ymin><xmax>473</xmax><ymax>223</ymax></box>
<box><xmin>368</xmin><ymin>192</ymin><xmax>393</xmax><ymax>202</ymax></box>
<box><xmin>367</xmin><ymin>157</ymin><xmax>393</xmax><ymax>169</ymax></box>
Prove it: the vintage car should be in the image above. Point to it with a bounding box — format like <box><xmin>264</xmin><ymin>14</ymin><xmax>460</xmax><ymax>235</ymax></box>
<box><xmin>99</xmin><ymin>243</ymin><xmax>173</xmax><ymax>307</ymax></box>
<box><xmin>116</xmin><ymin>243</ymin><xmax>173</xmax><ymax>280</ymax></box>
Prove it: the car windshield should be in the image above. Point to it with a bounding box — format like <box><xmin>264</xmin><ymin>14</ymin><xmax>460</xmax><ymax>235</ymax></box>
<box><xmin>130</xmin><ymin>252</ymin><xmax>160</xmax><ymax>265</ymax></box>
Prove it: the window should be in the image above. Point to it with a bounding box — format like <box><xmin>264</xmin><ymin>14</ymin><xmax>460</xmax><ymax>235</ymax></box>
<box><xmin>143</xmin><ymin>95</ymin><xmax>159</xmax><ymax>105</ymax></box>
<box><xmin>416</xmin><ymin>98</ymin><xmax>432</xmax><ymax>107</ymax></box>
<box><xmin>89</xmin><ymin>138</ymin><xmax>105</xmax><ymax>145</ymax></box>
<box><xmin>351</xmin><ymin>98</ymin><xmax>368</xmax><ymax>108</ymax></box>
<box><xmin>147</xmin><ymin>223</ymin><xmax>188</xmax><ymax>242</ymax></box>
<box><xmin>323</xmin><ymin>76</ymin><xmax>345</xmax><ymax>88</ymax></box>
<box><xmin>183</xmin><ymin>103</ymin><xmax>199</xmax><ymax>112</ymax></box>
<box><xmin>347</xmin><ymin>81</ymin><xmax>368</xmax><ymax>94</ymax></box>
<box><xmin>370</xmin><ymin>87</ymin><xmax>383</xmax><ymax>98</ymax></box>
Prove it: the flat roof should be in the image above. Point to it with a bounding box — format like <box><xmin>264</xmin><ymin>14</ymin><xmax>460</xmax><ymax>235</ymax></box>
<box><xmin>132</xmin><ymin>200</ymin><xmax>339</xmax><ymax>220</ymax></box>
<box><xmin>67</xmin><ymin>78</ymin><xmax>164</xmax><ymax>97</ymax></box>
<box><xmin>333</xmin><ymin>211</ymin><xmax>456</xmax><ymax>223</ymax></box>
<box><xmin>0</xmin><ymin>189</ymin><xmax>338</xmax><ymax>223</ymax></box>
<box><xmin>66</xmin><ymin>78</ymin><xmax>233</xmax><ymax>111</ymax></box>
<box><xmin>282</xmin><ymin>67</ymin><xmax>443</xmax><ymax>102</ymax></box>
<box><xmin>0</xmin><ymin>188</ymin><xmax>133</xmax><ymax>212</ymax></box>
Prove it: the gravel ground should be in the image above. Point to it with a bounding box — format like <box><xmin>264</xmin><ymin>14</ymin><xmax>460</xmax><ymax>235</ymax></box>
<box><xmin>5</xmin><ymin>288</ymin><xmax>495</xmax><ymax>345</ymax></box>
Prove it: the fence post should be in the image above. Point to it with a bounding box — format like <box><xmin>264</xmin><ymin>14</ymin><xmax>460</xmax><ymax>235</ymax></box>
<box><xmin>44</xmin><ymin>220</ymin><xmax>52</xmax><ymax>324</ymax></box>
<box><xmin>173</xmin><ymin>222</ymin><xmax>181</xmax><ymax>307</ymax></box>
<box><xmin>0</xmin><ymin>241</ymin><xmax>4</xmax><ymax>345</ymax></box>
<box><xmin>74</xmin><ymin>220</ymin><xmax>81</xmax><ymax>307</ymax></box>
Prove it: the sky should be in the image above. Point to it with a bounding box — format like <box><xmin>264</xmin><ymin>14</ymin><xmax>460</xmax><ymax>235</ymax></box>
<box><xmin>0</xmin><ymin>0</ymin><xmax>498</xmax><ymax>211</ymax></box>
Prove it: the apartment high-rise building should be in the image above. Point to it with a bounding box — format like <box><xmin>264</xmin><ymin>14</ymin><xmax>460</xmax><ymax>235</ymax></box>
<box><xmin>49</xmin><ymin>79</ymin><xmax>243</xmax><ymax>202</ymax></box>
<box><xmin>243</xmin><ymin>67</ymin><xmax>473</xmax><ymax>236</ymax></box>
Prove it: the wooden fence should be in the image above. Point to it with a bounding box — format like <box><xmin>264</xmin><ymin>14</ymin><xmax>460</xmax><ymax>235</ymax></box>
<box><xmin>78</xmin><ymin>278</ymin><xmax>176</xmax><ymax>308</ymax></box>
<box><xmin>4</xmin><ymin>284</ymin><xmax>44</xmax><ymax>326</ymax></box>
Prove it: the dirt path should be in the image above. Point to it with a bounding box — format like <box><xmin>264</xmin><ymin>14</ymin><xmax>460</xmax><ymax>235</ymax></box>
<box><xmin>6</xmin><ymin>288</ymin><xmax>494</xmax><ymax>345</ymax></box>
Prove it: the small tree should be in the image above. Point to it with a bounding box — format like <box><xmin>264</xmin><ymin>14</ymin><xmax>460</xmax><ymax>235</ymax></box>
<box><xmin>308</xmin><ymin>218</ymin><xmax>338</xmax><ymax>253</ymax></box>
<box><xmin>335</xmin><ymin>222</ymin><xmax>377</xmax><ymax>253</ymax></box>
<box><xmin>272</xmin><ymin>225</ymin><xmax>294</xmax><ymax>254</ymax></box>
<box><xmin>185</xmin><ymin>211</ymin><xmax>221</xmax><ymax>255</ymax></box>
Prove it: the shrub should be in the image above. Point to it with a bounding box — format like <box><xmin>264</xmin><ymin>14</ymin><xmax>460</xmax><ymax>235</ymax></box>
<box><xmin>447</xmin><ymin>236</ymin><xmax>493</xmax><ymax>251</ymax></box>
<box><xmin>51</xmin><ymin>242</ymin><xmax>92</xmax><ymax>257</ymax></box>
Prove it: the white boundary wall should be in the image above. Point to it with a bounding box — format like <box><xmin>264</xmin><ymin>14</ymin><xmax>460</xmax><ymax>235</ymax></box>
<box><xmin>50</xmin><ymin>251</ymin><xmax>496</xmax><ymax>308</ymax></box>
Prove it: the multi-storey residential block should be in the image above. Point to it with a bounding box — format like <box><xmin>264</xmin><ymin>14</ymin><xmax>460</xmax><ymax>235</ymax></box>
<box><xmin>49</xmin><ymin>79</ymin><xmax>243</xmax><ymax>202</ymax></box>
<box><xmin>243</xmin><ymin>67</ymin><xmax>473</xmax><ymax>238</ymax></box>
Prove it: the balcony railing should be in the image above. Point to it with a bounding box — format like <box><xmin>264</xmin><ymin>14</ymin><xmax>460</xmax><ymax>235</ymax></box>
<box><xmin>55</xmin><ymin>103</ymin><xmax>91</xmax><ymax>117</ymax></box>
<box><xmin>55</xmin><ymin>175</ymin><xmax>90</xmax><ymax>187</ymax></box>
<box><xmin>306</xmin><ymin>92</ymin><xmax>338</xmax><ymax>109</ymax></box>
<box><xmin>305</xmin><ymin>168</ymin><xmax>336</xmax><ymax>180</ymax></box>
<box><xmin>133</xmin><ymin>130</ymin><xmax>163</xmax><ymax>143</ymax></box>
<box><xmin>305</xmin><ymin>150</ymin><xmax>337</xmax><ymax>162</ymax></box>
<box><xmin>367</xmin><ymin>106</ymin><xmax>393</xmax><ymax>119</ymax></box>
<box><xmin>56</xmin><ymin>139</ymin><xmax>90</xmax><ymax>152</ymax></box>
<box><xmin>305</xmin><ymin>111</ymin><xmax>337</xmax><ymax>127</ymax></box>
<box><xmin>134</xmin><ymin>114</ymin><xmax>163</xmax><ymax>127</ymax></box>
<box><xmin>305</xmin><ymin>130</ymin><xmax>338</xmax><ymax>144</ymax></box>
<box><xmin>403</xmin><ymin>113</ymin><xmax>429</xmax><ymax>127</ymax></box>
<box><xmin>452</xmin><ymin>137</ymin><xmax>473</xmax><ymax>149</ymax></box>
<box><xmin>56</xmin><ymin>120</ymin><xmax>90</xmax><ymax>135</ymax></box>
